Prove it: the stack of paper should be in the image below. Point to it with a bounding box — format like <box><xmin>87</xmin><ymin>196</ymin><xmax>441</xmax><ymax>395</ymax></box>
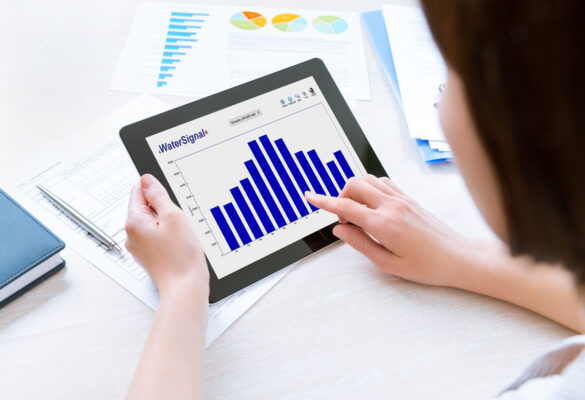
<box><xmin>362</xmin><ymin>6</ymin><xmax>453</xmax><ymax>163</ymax></box>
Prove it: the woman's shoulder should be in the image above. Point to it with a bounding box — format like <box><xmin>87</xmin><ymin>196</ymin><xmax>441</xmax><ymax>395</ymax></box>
<box><xmin>498</xmin><ymin>335</ymin><xmax>585</xmax><ymax>399</ymax></box>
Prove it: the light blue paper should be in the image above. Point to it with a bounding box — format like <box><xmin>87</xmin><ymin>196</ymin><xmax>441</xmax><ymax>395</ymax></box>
<box><xmin>362</xmin><ymin>10</ymin><xmax>453</xmax><ymax>163</ymax></box>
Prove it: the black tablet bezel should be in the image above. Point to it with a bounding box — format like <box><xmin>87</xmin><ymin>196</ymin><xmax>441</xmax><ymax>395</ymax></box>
<box><xmin>120</xmin><ymin>58</ymin><xmax>387</xmax><ymax>302</ymax></box>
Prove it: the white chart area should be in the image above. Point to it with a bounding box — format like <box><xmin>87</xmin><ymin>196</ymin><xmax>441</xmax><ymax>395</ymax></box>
<box><xmin>148</xmin><ymin>77</ymin><xmax>366</xmax><ymax>278</ymax></box>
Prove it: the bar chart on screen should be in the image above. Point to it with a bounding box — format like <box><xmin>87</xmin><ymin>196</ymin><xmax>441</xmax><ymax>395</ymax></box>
<box><xmin>152</xmin><ymin>101</ymin><xmax>364</xmax><ymax>278</ymax></box>
<box><xmin>199</xmin><ymin>134</ymin><xmax>355</xmax><ymax>254</ymax></box>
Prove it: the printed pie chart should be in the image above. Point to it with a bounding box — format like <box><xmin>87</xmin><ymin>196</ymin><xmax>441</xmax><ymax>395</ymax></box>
<box><xmin>231</xmin><ymin>11</ymin><xmax>267</xmax><ymax>30</ymax></box>
<box><xmin>312</xmin><ymin>15</ymin><xmax>348</xmax><ymax>34</ymax></box>
<box><xmin>272</xmin><ymin>13</ymin><xmax>308</xmax><ymax>32</ymax></box>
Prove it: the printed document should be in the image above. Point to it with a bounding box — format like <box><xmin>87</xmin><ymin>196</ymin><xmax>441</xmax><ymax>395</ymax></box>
<box><xmin>111</xmin><ymin>3</ymin><xmax>370</xmax><ymax>102</ymax></box>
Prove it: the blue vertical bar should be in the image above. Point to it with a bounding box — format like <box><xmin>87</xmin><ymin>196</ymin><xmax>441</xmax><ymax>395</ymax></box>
<box><xmin>210</xmin><ymin>206</ymin><xmax>239</xmax><ymax>251</ymax></box>
<box><xmin>248</xmin><ymin>140</ymin><xmax>298</xmax><ymax>223</ymax></box>
<box><xmin>308</xmin><ymin>150</ymin><xmax>339</xmax><ymax>197</ymax></box>
<box><xmin>167</xmin><ymin>31</ymin><xmax>195</xmax><ymax>37</ymax></box>
<box><xmin>163</xmin><ymin>51</ymin><xmax>186</xmax><ymax>57</ymax></box>
<box><xmin>230</xmin><ymin>187</ymin><xmax>263</xmax><ymax>239</ymax></box>
<box><xmin>170</xmin><ymin>18</ymin><xmax>205</xmax><ymax>23</ymax></box>
<box><xmin>166</xmin><ymin>38</ymin><xmax>198</xmax><ymax>43</ymax></box>
<box><xmin>275</xmin><ymin>139</ymin><xmax>318</xmax><ymax>212</ymax></box>
<box><xmin>244</xmin><ymin>160</ymin><xmax>286</xmax><ymax>228</ymax></box>
<box><xmin>240</xmin><ymin>178</ymin><xmax>275</xmax><ymax>233</ymax></box>
<box><xmin>171</xmin><ymin>12</ymin><xmax>210</xmax><ymax>17</ymax></box>
<box><xmin>295</xmin><ymin>151</ymin><xmax>326</xmax><ymax>195</ymax></box>
<box><xmin>168</xmin><ymin>24</ymin><xmax>202</xmax><ymax>30</ymax></box>
<box><xmin>259</xmin><ymin>136</ymin><xmax>309</xmax><ymax>217</ymax></box>
<box><xmin>334</xmin><ymin>150</ymin><xmax>355</xmax><ymax>179</ymax></box>
<box><xmin>224</xmin><ymin>203</ymin><xmax>251</xmax><ymax>245</ymax></box>
<box><xmin>327</xmin><ymin>161</ymin><xmax>346</xmax><ymax>191</ymax></box>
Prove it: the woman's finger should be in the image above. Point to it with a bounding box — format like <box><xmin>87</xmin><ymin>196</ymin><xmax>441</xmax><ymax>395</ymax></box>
<box><xmin>338</xmin><ymin>177</ymin><xmax>387</xmax><ymax>209</ymax></box>
<box><xmin>128</xmin><ymin>183</ymin><xmax>155</xmax><ymax>219</ymax></box>
<box><xmin>379</xmin><ymin>176</ymin><xmax>404</xmax><ymax>195</ymax></box>
<box><xmin>333</xmin><ymin>224</ymin><xmax>399</xmax><ymax>268</ymax></box>
<box><xmin>305</xmin><ymin>192</ymin><xmax>375</xmax><ymax>229</ymax></box>
<box><xmin>141</xmin><ymin>174</ymin><xmax>177</xmax><ymax>217</ymax></box>
<box><xmin>362</xmin><ymin>175</ymin><xmax>399</xmax><ymax>197</ymax></box>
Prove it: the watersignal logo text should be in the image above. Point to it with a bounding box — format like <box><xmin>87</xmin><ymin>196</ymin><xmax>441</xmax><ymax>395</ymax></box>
<box><xmin>158</xmin><ymin>129</ymin><xmax>209</xmax><ymax>154</ymax></box>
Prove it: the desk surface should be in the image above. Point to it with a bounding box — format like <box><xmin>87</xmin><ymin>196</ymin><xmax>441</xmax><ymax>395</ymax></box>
<box><xmin>0</xmin><ymin>1</ymin><xmax>573</xmax><ymax>399</ymax></box>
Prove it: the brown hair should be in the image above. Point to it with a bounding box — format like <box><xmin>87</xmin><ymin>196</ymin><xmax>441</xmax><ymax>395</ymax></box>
<box><xmin>420</xmin><ymin>1</ymin><xmax>585</xmax><ymax>284</ymax></box>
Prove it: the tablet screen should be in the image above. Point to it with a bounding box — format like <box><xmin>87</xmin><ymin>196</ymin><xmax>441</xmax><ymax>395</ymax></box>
<box><xmin>147</xmin><ymin>76</ymin><xmax>366</xmax><ymax>279</ymax></box>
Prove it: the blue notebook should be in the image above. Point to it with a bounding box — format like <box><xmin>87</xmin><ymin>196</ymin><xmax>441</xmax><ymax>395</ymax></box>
<box><xmin>362</xmin><ymin>10</ymin><xmax>453</xmax><ymax>163</ymax></box>
<box><xmin>0</xmin><ymin>189</ymin><xmax>65</xmax><ymax>307</ymax></box>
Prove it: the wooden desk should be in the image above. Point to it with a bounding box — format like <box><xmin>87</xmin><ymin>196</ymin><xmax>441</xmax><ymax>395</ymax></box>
<box><xmin>0</xmin><ymin>1</ymin><xmax>573</xmax><ymax>398</ymax></box>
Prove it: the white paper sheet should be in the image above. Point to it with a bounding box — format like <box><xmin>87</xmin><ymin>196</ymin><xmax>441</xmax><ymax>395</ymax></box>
<box><xmin>428</xmin><ymin>140</ymin><xmax>451</xmax><ymax>152</ymax></box>
<box><xmin>382</xmin><ymin>4</ymin><xmax>447</xmax><ymax>143</ymax></box>
<box><xmin>8</xmin><ymin>95</ymin><xmax>293</xmax><ymax>347</ymax></box>
<box><xmin>111</xmin><ymin>3</ymin><xmax>371</xmax><ymax>102</ymax></box>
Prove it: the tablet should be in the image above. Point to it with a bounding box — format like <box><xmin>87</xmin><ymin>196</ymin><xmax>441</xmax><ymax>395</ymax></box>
<box><xmin>120</xmin><ymin>58</ymin><xmax>387</xmax><ymax>302</ymax></box>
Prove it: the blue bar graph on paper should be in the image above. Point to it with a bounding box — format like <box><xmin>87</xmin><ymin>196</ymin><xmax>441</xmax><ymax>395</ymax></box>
<box><xmin>165</xmin><ymin>45</ymin><xmax>191</xmax><ymax>50</ymax></box>
<box><xmin>334</xmin><ymin>150</ymin><xmax>355</xmax><ymax>179</ymax></box>
<box><xmin>210</xmin><ymin>206</ymin><xmax>239</xmax><ymax>251</ymax></box>
<box><xmin>170</xmin><ymin>18</ymin><xmax>205</xmax><ymax>23</ymax></box>
<box><xmin>308</xmin><ymin>150</ymin><xmax>339</xmax><ymax>197</ymax></box>
<box><xmin>244</xmin><ymin>160</ymin><xmax>287</xmax><ymax>228</ymax></box>
<box><xmin>230</xmin><ymin>187</ymin><xmax>263</xmax><ymax>239</ymax></box>
<box><xmin>168</xmin><ymin>24</ymin><xmax>201</xmax><ymax>30</ymax></box>
<box><xmin>207</xmin><ymin>136</ymin><xmax>358</xmax><ymax>253</ymax></box>
<box><xmin>327</xmin><ymin>161</ymin><xmax>346</xmax><ymax>190</ymax></box>
<box><xmin>166</xmin><ymin>38</ymin><xmax>198</xmax><ymax>43</ymax></box>
<box><xmin>240</xmin><ymin>178</ymin><xmax>275</xmax><ymax>234</ymax></box>
<box><xmin>259</xmin><ymin>135</ymin><xmax>309</xmax><ymax>217</ymax></box>
<box><xmin>163</xmin><ymin>51</ymin><xmax>186</xmax><ymax>57</ymax></box>
<box><xmin>224</xmin><ymin>203</ymin><xmax>251</xmax><ymax>245</ymax></box>
<box><xmin>157</xmin><ymin>10</ymin><xmax>208</xmax><ymax>88</ymax></box>
<box><xmin>274</xmin><ymin>139</ymin><xmax>318</xmax><ymax>212</ymax></box>
<box><xmin>295</xmin><ymin>151</ymin><xmax>326</xmax><ymax>195</ymax></box>
<box><xmin>167</xmin><ymin>31</ymin><xmax>196</xmax><ymax>37</ymax></box>
<box><xmin>248</xmin><ymin>140</ymin><xmax>298</xmax><ymax>223</ymax></box>
<box><xmin>171</xmin><ymin>11</ymin><xmax>210</xmax><ymax>17</ymax></box>
<box><xmin>160</xmin><ymin>66</ymin><xmax>176</xmax><ymax>72</ymax></box>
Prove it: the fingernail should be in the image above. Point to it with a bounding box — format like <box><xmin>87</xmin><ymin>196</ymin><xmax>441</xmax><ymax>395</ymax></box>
<box><xmin>332</xmin><ymin>224</ymin><xmax>346</xmax><ymax>240</ymax></box>
<box><xmin>305</xmin><ymin>191</ymin><xmax>322</xmax><ymax>199</ymax></box>
<box><xmin>141</xmin><ymin>174</ymin><xmax>155</xmax><ymax>188</ymax></box>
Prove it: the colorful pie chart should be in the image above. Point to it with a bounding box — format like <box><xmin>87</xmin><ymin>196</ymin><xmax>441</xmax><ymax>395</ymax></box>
<box><xmin>231</xmin><ymin>11</ymin><xmax>267</xmax><ymax>30</ymax></box>
<box><xmin>272</xmin><ymin>13</ymin><xmax>308</xmax><ymax>32</ymax></box>
<box><xmin>312</xmin><ymin>15</ymin><xmax>348</xmax><ymax>34</ymax></box>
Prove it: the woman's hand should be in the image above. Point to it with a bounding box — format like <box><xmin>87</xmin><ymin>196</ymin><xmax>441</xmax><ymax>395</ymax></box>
<box><xmin>305</xmin><ymin>175</ymin><xmax>477</xmax><ymax>288</ymax></box>
<box><xmin>125</xmin><ymin>175</ymin><xmax>209</xmax><ymax>399</ymax></box>
<box><xmin>305</xmin><ymin>175</ymin><xmax>585</xmax><ymax>332</ymax></box>
<box><xmin>125</xmin><ymin>174</ymin><xmax>209</xmax><ymax>303</ymax></box>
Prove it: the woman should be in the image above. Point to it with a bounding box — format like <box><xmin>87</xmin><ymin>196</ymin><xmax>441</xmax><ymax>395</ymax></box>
<box><xmin>123</xmin><ymin>1</ymin><xmax>585</xmax><ymax>398</ymax></box>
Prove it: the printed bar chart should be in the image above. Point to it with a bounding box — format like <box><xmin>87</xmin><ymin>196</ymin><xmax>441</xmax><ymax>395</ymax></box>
<box><xmin>209</xmin><ymin>135</ymin><xmax>354</xmax><ymax>253</ymax></box>
<box><xmin>157</xmin><ymin>11</ymin><xmax>210</xmax><ymax>88</ymax></box>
